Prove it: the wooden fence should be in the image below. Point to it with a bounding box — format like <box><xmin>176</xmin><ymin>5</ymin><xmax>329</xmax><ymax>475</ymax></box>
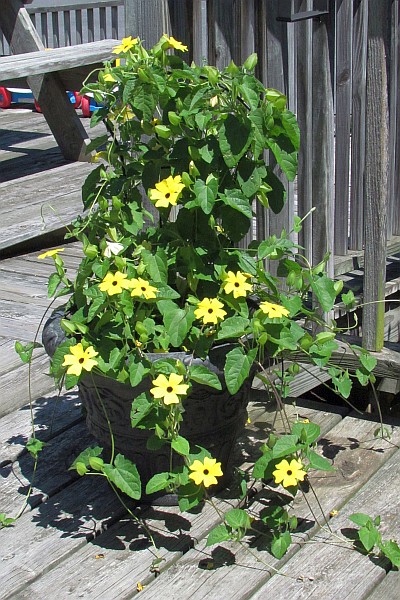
<box><xmin>127</xmin><ymin>0</ymin><xmax>400</xmax><ymax>351</ymax></box>
<box><xmin>1</xmin><ymin>0</ymin><xmax>399</xmax><ymax>351</ymax></box>
<box><xmin>0</xmin><ymin>0</ymin><xmax>124</xmax><ymax>53</ymax></box>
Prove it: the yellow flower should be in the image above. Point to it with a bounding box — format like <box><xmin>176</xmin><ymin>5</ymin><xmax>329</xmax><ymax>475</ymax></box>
<box><xmin>112</xmin><ymin>36</ymin><xmax>138</xmax><ymax>54</ymax></box>
<box><xmin>99</xmin><ymin>271</ymin><xmax>131</xmax><ymax>296</ymax></box>
<box><xmin>62</xmin><ymin>343</ymin><xmax>98</xmax><ymax>377</ymax></box>
<box><xmin>38</xmin><ymin>248</ymin><xmax>65</xmax><ymax>259</ymax></box>
<box><xmin>272</xmin><ymin>458</ymin><xmax>306</xmax><ymax>488</ymax></box>
<box><xmin>163</xmin><ymin>35</ymin><xmax>188</xmax><ymax>52</ymax></box>
<box><xmin>223</xmin><ymin>271</ymin><xmax>252</xmax><ymax>298</ymax></box>
<box><xmin>194</xmin><ymin>298</ymin><xmax>227</xmax><ymax>325</ymax></box>
<box><xmin>259</xmin><ymin>301</ymin><xmax>290</xmax><ymax>319</ymax></box>
<box><xmin>103</xmin><ymin>73</ymin><xmax>116</xmax><ymax>83</ymax></box>
<box><xmin>148</xmin><ymin>175</ymin><xmax>185</xmax><ymax>208</ymax></box>
<box><xmin>129</xmin><ymin>277</ymin><xmax>158</xmax><ymax>300</ymax></box>
<box><xmin>189</xmin><ymin>456</ymin><xmax>223</xmax><ymax>488</ymax></box>
<box><xmin>150</xmin><ymin>373</ymin><xmax>189</xmax><ymax>405</ymax></box>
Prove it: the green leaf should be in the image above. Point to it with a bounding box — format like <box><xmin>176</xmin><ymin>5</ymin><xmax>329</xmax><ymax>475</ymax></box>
<box><xmin>188</xmin><ymin>365</ymin><xmax>222</xmax><ymax>390</ymax></box>
<box><xmin>0</xmin><ymin>513</ymin><xmax>16</xmax><ymax>528</ymax></box>
<box><xmin>225</xmin><ymin>508</ymin><xmax>252</xmax><ymax>530</ymax></box>
<box><xmin>311</xmin><ymin>275</ymin><xmax>337</xmax><ymax>312</ymax></box>
<box><xmin>355</xmin><ymin>368</ymin><xmax>369</xmax><ymax>386</ymax></box>
<box><xmin>171</xmin><ymin>435</ymin><xmax>190</xmax><ymax>456</ymax></box>
<box><xmin>221</xmin><ymin>189</ymin><xmax>253</xmax><ymax>219</ymax></box>
<box><xmin>141</xmin><ymin>249</ymin><xmax>167</xmax><ymax>283</ymax></box>
<box><xmin>380</xmin><ymin>539</ymin><xmax>400</xmax><ymax>568</ymax></box>
<box><xmin>26</xmin><ymin>438</ymin><xmax>46</xmax><ymax>458</ymax></box>
<box><xmin>306</xmin><ymin>450</ymin><xmax>335</xmax><ymax>472</ymax></box>
<box><xmin>271</xmin><ymin>435</ymin><xmax>299</xmax><ymax>459</ymax></box>
<box><xmin>128</xmin><ymin>355</ymin><xmax>149</xmax><ymax>387</ymax></box>
<box><xmin>219</xmin><ymin>114</ymin><xmax>251</xmax><ymax>167</ymax></box>
<box><xmin>103</xmin><ymin>454</ymin><xmax>142</xmax><ymax>500</ymax></box>
<box><xmin>131</xmin><ymin>393</ymin><xmax>153</xmax><ymax>427</ymax></box>
<box><xmin>271</xmin><ymin>530</ymin><xmax>291</xmax><ymax>559</ymax></box>
<box><xmin>70</xmin><ymin>446</ymin><xmax>103</xmax><ymax>471</ymax></box>
<box><xmin>359</xmin><ymin>353</ymin><xmax>377</xmax><ymax>373</ymax></box>
<box><xmin>132</xmin><ymin>83</ymin><xmax>157</xmax><ymax>121</ymax></box>
<box><xmin>281</xmin><ymin>110</ymin><xmax>300</xmax><ymax>150</ymax></box>
<box><xmin>359</xmin><ymin>525</ymin><xmax>379</xmax><ymax>552</ymax></box>
<box><xmin>216</xmin><ymin>316</ymin><xmax>250</xmax><ymax>341</ymax></box>
<box><xmin>145</xmin><ymin>472</ymin><xmax>171</xmax><ymax>495</ymax></box>
<box><xmin>342</xmin><ymin>290</ymin><xmax>355</xmax><ymax>306</ymax></box>
<box><xmin>47</xmin><ymin>272</ymin><xmax>62</xmax><ymax>297</ymax></box>
<box><xmin>349</xmin><ymin>513</ymin><xmax>373</xmax><ymax>527</ymax></box>
<box><xmin>163</xmin><ymin>305</ymin><xmax>195</xmax><ymax>347</ymax></box>
<box><xmin>267</xmin><ymin>136</ymin><xmax>298</xmax><ymax>182</ymax></box>
<box><xmin>206</xmin><ymin>524</ymin><xmax>231</xmax><ymax>546</ymax></box>
<box><xmin>264</xmin><ymin>169</ymin><xmax>286</xmax><ymax>214</ymax></box>
<box><xmin>224</xmin><ymin>346</ymin><xmax>257</xmax><ymax>394</ymax></box>
<box><xmin>191</xmin><ymin>177</ymin><xmax>218</xmax><ymax>214</ymax></box>
<box><xmin>15</xmin><ymin>341</ymin><xmax>42</xmax><ymax>364</ymax></box>
<box><xmin>291</xmin><ymin>422</ymin><xmax>320</xmax><ymax>445</ymax></box>
<box><xmin>253</xmin><ymin>451</ymin><xmax>273</xmax><ymax>479</ymax></box>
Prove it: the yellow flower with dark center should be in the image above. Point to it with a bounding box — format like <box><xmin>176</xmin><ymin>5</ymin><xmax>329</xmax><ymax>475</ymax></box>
<box><xmin>259</xmin><ymin>301</ymin><xmax>290</xmax><ymax>319</ymax></box>
<box><xmin>62</xmin><ymin>343</ymin><xmax>98</xmax><ymax>377</ymax></box>
<box><xmin>189</xmin><ymin>456</ymin><xmax>223</xmax><ymax>488</ymax></box>
<box><xmin>38</xmin><ymin>248</ymin><xmax>65</xmax><ymax>259</ymax></box>
<box><xmin>99</xmin><ymin>271</ymin><xmax>131</xmax><ymax>296</ymax></box>
<box><xmin>194</xmin><ymin>298</ymin><xmax>227</xmax><ymax>325</ymax></box>
<box><xmin>272</xmin><ymin>458</ymin><xmax>306</xmax><ymax>488</ymax></box>
<box><xmin>163</xmin><ymin>35</ymin><xmax>188</xmax><ymax>52</ymax></box>
<box><xmin>148</xmin><ymin>175</ymin><xmax>185</xmax><ymax>208</ymax></box>
<box><xmin>112</xmin><ymin>36</ymin><xmax>138</xmax><ymax>54</ymax></box>
<box><xmin>223</xmin><ymin>271</ymin><xmax>252</xmax><ymax>298</ymax></box>
<box><xmin>150</xmin><ymin>373</ymin><xmax>189</xmax><ymax>405</ymax></box>
<box><xmin>129</xmin><ymin>277</ymin><xmax>158</xmax><ymax>300</ymax></box>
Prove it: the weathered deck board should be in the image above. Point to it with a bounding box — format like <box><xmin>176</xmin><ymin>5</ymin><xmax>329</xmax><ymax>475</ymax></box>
<box><xmin>0</xmin><ymin>398</ymin><xmax>347</xmax><ymax>599</ymax></box>
<box><xmin>0</xmin><ymin>245</ymin><xmax>80</xmax><ymax>416</ymax></box>
<box><xmin>249</xmin><ymin>447</ymin><xmax>400</xmax><ymax>599</ymax></box>
<box><xmin>121</xmin><ymin>414</ymin><xmax>400</xmax><ymax>599</ymax></box>
<box><xmin>0</xmin><ymin>388</ymin><xmax>81</xmax><ymax>466</ymax></box>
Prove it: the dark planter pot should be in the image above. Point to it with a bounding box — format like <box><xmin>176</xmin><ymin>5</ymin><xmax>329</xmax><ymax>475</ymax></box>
<box><xmin>43</xmin><ymin>310</ymin><xmax>252</xmax><ymax>499</ymax></box>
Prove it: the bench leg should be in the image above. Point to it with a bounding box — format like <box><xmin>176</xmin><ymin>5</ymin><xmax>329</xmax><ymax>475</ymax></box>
<box><xmin>28</xmin><ymin>72</ymin><xmax>92</xmax><ymax>162</ymax></box>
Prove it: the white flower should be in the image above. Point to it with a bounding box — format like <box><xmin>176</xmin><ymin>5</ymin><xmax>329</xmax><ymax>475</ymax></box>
<box><xmin>104</xmin><ymin>242</ymin><xmax>124</xmax><ymax>258</ymax></box>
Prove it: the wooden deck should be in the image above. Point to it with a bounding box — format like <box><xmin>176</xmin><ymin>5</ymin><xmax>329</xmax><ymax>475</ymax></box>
<box><xmin>1</xmin><ymin>108</ymin><xmax>400</xmax><ymax>599</ymax></box>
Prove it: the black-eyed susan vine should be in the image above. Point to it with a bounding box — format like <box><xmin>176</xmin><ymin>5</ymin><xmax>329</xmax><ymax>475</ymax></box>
<box><xmin>11</xmin><ymin>35</ymin><xmax>400</xmax><ymax>571</ymax></box>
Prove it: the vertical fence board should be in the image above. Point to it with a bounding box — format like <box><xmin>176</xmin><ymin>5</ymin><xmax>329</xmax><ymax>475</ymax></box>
<box><xmin>394</xmin><ymin>1</ymin><xmax>400</xmax><ymax>235</ymax></box>
<box><xmin>192</xmin><ymin>0</ymin><xmax>208</xmax><ymax>64</ymax></box>
<box><xmin>312</xmin><ymin>11</ymin><xmax>335</xmax><ymax>279</ymax></box>
<box><xmin>296</xmin><ymin>0</ymin><xmax>313</xmax><ymax>261</ymax></box>
<box><xmin>125</xmin><ymin>0</ymin><xmax>172</xmax><ymax>47</ymax></box>
<box><xmin>75</xmin><ymin>9</ymin><xmax>83</xmax><ymax>45</ymax></box>
<box><xmin>87</xmin><ymin>8</ymin><xmax>94</xmax><ymax>42</ymax></box>
<box><xmin>349</xmin><ymin>0</ymin><xmax>368</xmax><ymax>249</ymax></box>
<box><xmin>63</xmin><ymin>11</ymin><xmax>72</xmax><ymax>47</ymax></box>
<box><xmin>362</xmin><ymin>0</ymin><xmax>390</xmax><ymax>351</ymax></box>
<box><xmin>263</xmin><ymin>1</ymin><xmax>293</xmax><ymax>244</ymax></box>
<box><xmin>334</xmin><ymin>0</ymin><xmax>353</xmax><ymax>255</ymax></box>
<box><xmin>210</xmin><ymin>0</ymin><xmax>241</xmax><ymax>68</ymax></box>
<box><xmin>387</xmin><ymin>0</ymin><xmax>399</xmax><ymax>239</ymax></box>
<box><xmin>99</xmin><ymin>7</ymin><xmax>107</xmax><ymax>39</ymax></box>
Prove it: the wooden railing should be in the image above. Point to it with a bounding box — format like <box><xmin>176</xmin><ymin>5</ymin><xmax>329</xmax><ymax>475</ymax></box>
<box><xmin>0</xmin><ymin>0</ymin><xmax>124</xmax><ymax>53</ymax></box>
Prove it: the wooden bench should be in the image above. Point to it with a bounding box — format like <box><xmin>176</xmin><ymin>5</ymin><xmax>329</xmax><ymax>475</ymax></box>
<box><xmin>0</xmin><ymin>40</ymin><xmax>119</xmax><ymax>90</ymax></box>
<box><xmin>0</xmin><ymin>0</ymin><xmax>119</xmax><ymax>161</ymax></box>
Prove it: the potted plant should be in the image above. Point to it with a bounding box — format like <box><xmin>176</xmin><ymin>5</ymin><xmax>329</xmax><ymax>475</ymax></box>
<box><xmin>15</xmin><ymin>35</ymin><xmax>384</xmax><ymax>555</ymax></box>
